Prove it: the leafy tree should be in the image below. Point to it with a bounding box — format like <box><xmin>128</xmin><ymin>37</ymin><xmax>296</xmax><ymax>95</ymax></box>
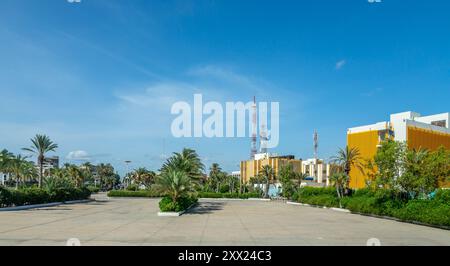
<box><xmin>22</xmin><ymin>134</ymin><xmax>58</xmax><ymax>188</ymax></box>
<box><xmin>373</xmin><ymin>141</ymin><xmax>406</xmax><ymax>190</ymax></box>
<box><xmin>425</xmin><ymin>147</ymin><xmax>450</xmax><ymax>187</ymax></box>
<box><xmin>279</xmin><ymin>164</ymin><xmax>295</xmax><ymax>198</ymax></box>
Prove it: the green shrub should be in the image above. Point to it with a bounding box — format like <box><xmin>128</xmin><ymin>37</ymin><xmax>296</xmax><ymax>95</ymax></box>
<box><xmin>21</xmin><ymin>187</ymin><xmax>51</xmax><ymax>205</ymax></box>
<box><xmin>0</xmin><ymin>186</ymin><xmax>12</xmax><ymax>207</ymax></box>
<box><xmin>197</xmin><ymin>192</ymin><xmax>261</xmax><ymax>199</ymax></box>
<box><xmin>87</xmin><ymin>186</ymin><xmax>100</xmax><ymax>194</ymax></box>
<box><xmin>126</xmin><ymin>184</ymin><xmax>139</xmax><ymax>191</ymax></box>
<box><xmin>289</xmin><ymin>186</ymin><xmax>450</xmax><ymax>226</ymax></box>
<box><xmin>394</xmin><ymin>200</ymin><xmax>450</xmax><ymax>226</ymax></box>
<box><xmin>353</xmin><ymin>188</ymin><xmax>375</xmax><ymax>197</ymax></box>
<box><xmin>297</xmin><ymin>187</ymin><xmax>338</xmax><ymax>198</ymax></box>
<box><xmin>107</xmin><ymin>190</ymin><xmax>163</xmax><ymax>198</ymax></box>
<box><xmin>159</xmin><ymin>195</ymin><xmax>198</xmax><ymax>212</ymax></box>
<box><xmin>0</xmin><ymin>186</ymin><xmax>91</xmax><ymax>208</ymax></box>
<box><xmin>435</xmin><ymin>189</ymin><xmax>450</xmax><ymax>204</ymax></box>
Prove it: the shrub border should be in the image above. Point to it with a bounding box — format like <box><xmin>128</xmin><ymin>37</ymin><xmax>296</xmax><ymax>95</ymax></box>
<box><xmin>157</xmin><ymin>202</ymin><xmax>198</xmax><ymax>217</ymax></box>
<box><xmin>287</xmin><ymin>201</ymin><xmax>450</xmax><ymax>231</ymax></box>
<box><xmin>199</xmin><ymin>198</ymin><xmax>270</xmax><ymax>201</ymax></box>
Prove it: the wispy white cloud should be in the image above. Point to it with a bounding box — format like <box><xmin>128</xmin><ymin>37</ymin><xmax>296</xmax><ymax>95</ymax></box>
<box><xmin>66</xmin><ymin>150</ymin><xmax>91</xmax><ymax>161</ymax></box>
<box><xmin>361</xmin><ymin>87</ymin><xmax>383</xmax><ymax>97</ymax></box>
<box><xmin>186</xmin><ymin>65</ymin><xmax>271</xmax><ymax>97</ymax></box>
<box><xmin>335</xmin><ymin>59</ymin><xmax>347</xmax><ymax>70</ymax></box>
<box><xmin>187</xmin><ymin>65</ymin><xmax>255</xmax><ymax>87</ymax></box>
<box><xmin>115</xmin><ymin>82</ymin><xmax>199</xmax><ymax>109</ymax></box>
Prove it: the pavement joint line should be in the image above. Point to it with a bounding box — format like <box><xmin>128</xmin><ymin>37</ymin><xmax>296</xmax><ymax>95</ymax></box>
<box><xmin>198</xmin><ymin>203</ymin><xmax>212</xmax><ymax>245</ymax></box>
<box><xmin>85</xmin><ymin>205</ymin><xmax>152</xmax><ymax>244</ymax></box>
<box><xmin>0</xmin><ymin>198</ymin><xmax>139</xmax><ymax>234</ymax></box>
<box><xmin>2</xmin><ymin>197</ymin><xmax>450</xmax><ymax>246</ymax></box>
<box><xmin>140</xmin><ymin>209</ymin><xmax>180</xmax><ymax>245</ymax></box>
<box><xmin>231</xmin><ymin>202</ymin><xmax>258</xmax><ymax>245</ymax></box>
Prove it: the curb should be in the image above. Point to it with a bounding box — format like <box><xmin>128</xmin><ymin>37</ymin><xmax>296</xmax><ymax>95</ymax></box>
<box><xmin>286</xmin><ymin>201</ymin><xmax>350</xmax><ymax>213</ymax></box>
<box><xmin>107</xmin><ymin>197</ymin><xmax>162</xmax><ymax>200</ymax></box>
<box><xmin>0</xmin><ymin>199</ymin><xmax>95</xmax><ymax>212</ymax></box>
<box><xmin>199</xmin><ymin>198</ymin><xmax>269</xmax><ymax>201</ymax></box>
<box><xmin>199</xmin><ymin>198</ymin><xmax>246</xmax><ymax>201</ymax></box>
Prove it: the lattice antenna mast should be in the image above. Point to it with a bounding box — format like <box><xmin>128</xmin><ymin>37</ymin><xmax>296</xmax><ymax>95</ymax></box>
<box><xmin>313</xmin><ymin>130</ymin><xmax>319</xmax><ymax>160</ymax></box>
<box><xmin>260</xmin><ymin>105</ymin><xmax>268</xmax><ymax>154</ymax></box>
<box><xmin>250</xmin><ymin>96</ymin><xmax>258</xmax><ymax>159</ymax></box>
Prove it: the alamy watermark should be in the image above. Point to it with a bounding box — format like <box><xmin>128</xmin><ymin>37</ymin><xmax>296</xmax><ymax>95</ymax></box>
<box><xmin>171</xmin><ymin>94</ymin><xmax>280</xmax><ymax>149</ymax></box>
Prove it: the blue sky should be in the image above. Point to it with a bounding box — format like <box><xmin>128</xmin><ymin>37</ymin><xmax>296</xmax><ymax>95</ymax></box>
<box><xmin>1</xmin><ymin>0</ymin><xmax>449</xmax><ymax>175</ymax></box>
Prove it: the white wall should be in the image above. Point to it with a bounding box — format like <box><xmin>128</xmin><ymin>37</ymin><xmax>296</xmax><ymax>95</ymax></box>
<box><xmin>416</xmin><ymin>113</ymin><xmax>449</xmax><ymax>129</ymax></box>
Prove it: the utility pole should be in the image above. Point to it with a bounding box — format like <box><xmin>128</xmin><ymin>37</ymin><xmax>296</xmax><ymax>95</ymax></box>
<box><xmin>124</xmin><ymin>160</ymin><xmax>132</xmax><ymax>189</ymax></box>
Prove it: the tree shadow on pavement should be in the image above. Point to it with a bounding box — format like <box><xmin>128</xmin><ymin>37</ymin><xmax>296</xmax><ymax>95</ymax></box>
<box><xmin>185</xmin><ymin>201</ymin><xmax>225</xmax><ymax>215</ymax></box>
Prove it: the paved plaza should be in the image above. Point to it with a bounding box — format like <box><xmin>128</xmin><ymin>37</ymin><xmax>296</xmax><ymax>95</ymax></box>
<box><xmin>0</xmin><ymin>194</ymin><xmax>449</xmax><ymax>246</ymax></box>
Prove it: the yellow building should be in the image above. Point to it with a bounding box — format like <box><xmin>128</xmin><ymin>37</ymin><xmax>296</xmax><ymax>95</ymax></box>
<box><xmin>347</xmin><ymin>111</ymin><xmax>450</xmax><ymax>189</ymax></box>
<box><xmin>240</xmin><ymin>153</ymin><xmax>302</xmax><ymax>184</ymax></box>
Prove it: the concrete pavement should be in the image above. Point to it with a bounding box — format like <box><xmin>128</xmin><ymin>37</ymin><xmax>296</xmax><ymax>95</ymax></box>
<box><xmin>0</xmin><ymin>194</ymin><xmax>449</xmax><ymax>246</ymax></box>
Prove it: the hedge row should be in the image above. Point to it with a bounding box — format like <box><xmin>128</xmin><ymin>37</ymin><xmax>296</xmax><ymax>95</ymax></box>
<box><xmin>0</xmin><ymin>186</ymin><xmax>91</xmax><ymax>208</ymax></box>
<box><xmin>107</xmin><ymin>190</ymin><xmax>163</xmax><ymax>198</ymax></box>
<box><xmin>292</xmin><ymin>187</ymin><xmax>450</xmax><ymax>227</ymax></box>
<box><xmin>159</xmin><ymin>196</ymin><xmax>198</xmax><ymax>212</ymax></box>
<box><xmin>197</xmin><ymin>192</ymin><xmax>262</xmax><ymax>199</ymax></box>
<box><xmin>107</xmin><ymin>190</ymin><xmax>262</xmax><ymax>199</ymax></box>
<box><xmin>87</xmin><ymin>186</ymin><xmax>101</xmax><ymax>194</ymax></box>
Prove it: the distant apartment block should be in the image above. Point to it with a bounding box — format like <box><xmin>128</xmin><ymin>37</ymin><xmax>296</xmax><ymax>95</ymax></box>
<box><xmin>347</xmin><ymin>111</ymin><xmax>450</xmax><ymax>189</ymax></box>
<box><xmin>240</xmin><ymin>153</ymin><xmax>334</xmax><ymax>187</ymax></box>
<box><xmin>42</xmin><ymin>156</ymin><xmax>60</xmax><ymax>173</ymax></box>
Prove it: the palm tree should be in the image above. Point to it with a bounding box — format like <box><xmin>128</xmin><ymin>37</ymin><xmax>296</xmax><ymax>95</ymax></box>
<box><xmin>209</xmin><ymin>163</ymin><xmax>223</xmax><ymax>192</ymax></box>
<box><xmin>227</xmin><ymin>174</ymin><xmax>238</xmax><ymax>193</ymax></box>
<box><xmin>293</xmin><ymin>172</ymin><xmax>308</xmax><ymax>190</ymax></box>
<box><xmin>96</xmin><ymin>163</ymin><xmax>116</xmax><ymax>190</ymax></box>
<box><xmin>330</xmin><ymin>173</ymin><xmax>349</xmax><ymax>208</ymax></box>
<box><xmin>161</xmin><ymin>148</ymin><xmax>205</xmax><ymax>179</ymax></box>
<box><xmin>80</xmin><ymin>162</ymin><xmax>94</xmax><ymax>184</ymax></box>
<box><xmin>0</xmin><ymin>150</ymin><xmax>13</xmax><ymax>185</ymax></box>
<box><xmin>66</xmin><ymin>164</ymin><xmax>85</xmax><ymax>188</ymax></box>
<box><xmin>259</xmin><ymin>165</ymin><xmax>275</xmax><ymax>199</ymax></box>
<box><xmin>22</xmin><ymin>135</ymin><xmax>58</xmax><ymax>188</ymax></box>
<box><xmin>9</xmin><ymin>155</ymin><xmax>35</xmax><ymax>189</ymax></box>
<box><xmin>331</xmin><ymin>146</ymin><xmax>364</xmax><ymax>190</ymax></box>
<box><xmin>130</xmin><ymin>168</ymin><xmax>156</xmax><ymax>189</ymax></box>
<box><xmin>49</xmin><ymin>167</ymin><xmax>67</xmax><ymax>180</ymax></box>
<box><xmin>155</xmin><ymin>169</ymin><xmax>193</xmax><ymax>203</ymax></box>
<box><xmin>331</xmin><ymin>146</ymin><xmax>364</xmax><ymax>176</ymax></box>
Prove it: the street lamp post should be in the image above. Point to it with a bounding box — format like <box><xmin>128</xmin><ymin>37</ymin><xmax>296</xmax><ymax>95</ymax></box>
<box><xmin>124</xmin><ymin>160</ymin><xmax>132</xmax><ymax>189</ymax></box>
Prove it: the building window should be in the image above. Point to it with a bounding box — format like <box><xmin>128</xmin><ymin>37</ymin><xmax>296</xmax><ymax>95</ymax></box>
<box><xmin>431</xmin><ymin>120</ymin><xmax>446</xmax><ymax>128</ymax></box>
